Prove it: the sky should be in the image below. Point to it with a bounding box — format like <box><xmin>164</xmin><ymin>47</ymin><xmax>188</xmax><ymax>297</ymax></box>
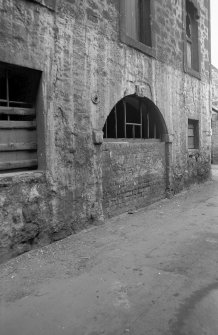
<box><xmin>211</xmin><ymin>0</ymin><xmax>218</xmax><ymax>67</ymax></box>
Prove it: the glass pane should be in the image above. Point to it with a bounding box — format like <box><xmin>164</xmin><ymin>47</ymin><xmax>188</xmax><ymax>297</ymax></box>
<box><xmin>125</xmin><ymin>0</ymin><xmax>139</xmax><ymax>40</ymax></box>
<box><xmin>187</xmin><ymin>41</ymin><xmax>192</xmax><ymax>68</ymax></box>
<box><xmin>188</xmin><ymin>136</ymin><xmax>195</xmax><ymax>149</ymax></box>
<box><xmin>188</xmin><ymin>127</ymin><xmax>194</xmax><ymax>136</ymax></box>
<box><xmin>139</xmin><ymin>0</ymin><xmax>151</xmax><ymax>46</ymax></box>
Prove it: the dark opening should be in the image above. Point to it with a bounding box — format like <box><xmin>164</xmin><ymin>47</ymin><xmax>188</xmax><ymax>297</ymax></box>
<box><xmin>103</xmin><ymin>95</ymin><xmax>162</xmax><ymax>140</ymax></box>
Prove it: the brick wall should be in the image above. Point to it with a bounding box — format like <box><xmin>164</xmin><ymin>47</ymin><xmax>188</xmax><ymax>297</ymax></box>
<box><xmin>102</xmin><ymin>140</ymin><xmax>166</xmax><ymax>217</ymax></box>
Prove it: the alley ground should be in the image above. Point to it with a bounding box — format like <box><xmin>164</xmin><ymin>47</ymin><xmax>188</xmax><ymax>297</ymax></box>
<box><xmin>1</xmin><ymin>168</ymin><xmax>218</xmax><ymax>335</ymax></box>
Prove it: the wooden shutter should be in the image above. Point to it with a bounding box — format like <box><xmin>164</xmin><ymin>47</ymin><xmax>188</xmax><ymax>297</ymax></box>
<box><xmin>0</xmin><ymin>107</ymin><xmax>37</xmax><ymax>171</ymax></box>
<box><xmin>0</xmin><ymin>62</ymin><xmax>40</xmax><ymax>172</ymax></box>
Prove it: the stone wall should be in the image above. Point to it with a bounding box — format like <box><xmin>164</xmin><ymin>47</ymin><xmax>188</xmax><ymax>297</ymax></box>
<box><xmin>212</xmin><ymin>66</ymin><xmax>218</xmax><ymax>163</ymax></box>
<box><xmin>0</xmin><ymin>0</ymin><xmax>211</xmax><ymax>260</ymax></box>
<box><xmin>212</xmin><ymin>65</ymin><xmax>218</xmax><ymax>110</ymax></box>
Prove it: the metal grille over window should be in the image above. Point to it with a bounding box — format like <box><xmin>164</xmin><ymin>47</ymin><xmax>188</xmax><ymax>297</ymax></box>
<box><xmin>0</xmin><ymin>62</ymin><xmax>41</xmax><ymax>172</ymax></box>
<box><xmin>103</xmin><ymin>96</ymin><xmax>161</xmax><ymax>140</ymax></box>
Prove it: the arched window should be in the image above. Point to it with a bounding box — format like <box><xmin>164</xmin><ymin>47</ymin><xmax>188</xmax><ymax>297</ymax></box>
<box><xmin>103</xmin><ymin>95</ymin><xmax>163</xmax><ymax>140</ymax></box>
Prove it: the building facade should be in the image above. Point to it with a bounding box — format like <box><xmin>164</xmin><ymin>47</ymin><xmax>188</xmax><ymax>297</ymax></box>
<box><xmin>0</xmin><ymin>0</ymin><xmax>211</xmax><ymax>259</ymax></box>
<box><xmin>212</xmin><ymin>65</ymin><xmax>218</xmax><ymax>163</ymax></box>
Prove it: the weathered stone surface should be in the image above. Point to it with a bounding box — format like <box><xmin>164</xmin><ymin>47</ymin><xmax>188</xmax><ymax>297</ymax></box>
<box><xmin>211</xmin><ymin>66</ymin><xmax>218</xmax><ymax>163</ymax></box>
<box><xmin>102</xmin><ymin>141</ymin><xmax>166</xmax><ymax>217</ymax></box>
<box><xmin>0</xmin><ymin>0</ymin><xmax>211</xmax><ymax>260</ymax></box>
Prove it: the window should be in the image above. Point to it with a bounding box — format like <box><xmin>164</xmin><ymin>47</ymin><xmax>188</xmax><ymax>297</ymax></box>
<box><xmin>185</xmin><ymin>0</ymin><xmax>200</xmax><ymax>75</ymax></box>
<box><xmin>0</xmin><ymin>62</ymin><xmax>41</xmax><ymax>172</ymax></box>
<box><xmin>103</xmin><ymin>96</ymin><xmax>161</xmax><ymax>140</ymax></box>
<box><xmin>188</xmin><ymin>119</ymin><xmax>199</xmax><ymax>149</ymax></box>
<box><xmin>120</xmin><ymin>0</ymin><xmax>154</xmax><ymax>57</ymax></box>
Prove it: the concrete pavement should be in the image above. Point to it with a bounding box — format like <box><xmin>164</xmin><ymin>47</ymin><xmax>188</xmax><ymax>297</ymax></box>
<box><xmin>1</xmin><ymin>166</ymin><xmax>218</xmax><ymax>335</ymax></box>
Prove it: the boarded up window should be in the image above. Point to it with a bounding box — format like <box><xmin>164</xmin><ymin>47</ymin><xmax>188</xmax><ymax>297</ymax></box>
<box><xmin>0</xmin><ymin>62</ymin><xmax>41</xmax><ymax>172</ymax></box>
<box><xmin>186</xmin><ymin>0</ymin><xmax>199</xmax><ymax>73</ymax></box>
<box><xmin>103</xmin><ymin>96</ymin><xmax>161</xmax><ymax>140</ymax></box>
<box><xmin>188</xmin><ymin>119</ymin><xmax>199</xmax><ymax>149</ymax></box>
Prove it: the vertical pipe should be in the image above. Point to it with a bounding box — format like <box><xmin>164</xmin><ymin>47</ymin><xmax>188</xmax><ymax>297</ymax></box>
<box><xmin>147</xmin><ymin>112</ymin><xmax>150</xmax><ymax>138</ymax></box>
<box><xmin>6</xmin><ymin>71</ymin><xmax>9</xmax><ymax>107</ymax></box>
<box><xmin>154</xmin><ymin>123</ymin><xmax>156</xmax><ymax>139</ymax></box>
<box><xmin>140</xmin><ymin>101</ymin><xmax>143</xmax><ymax>138</ymax></box>
<box><xmin>133</xmin><ymin>125</ymin><xmax>135</xmax><ymax>139</ymax></box>
<box><xmin>123</xmin><ymin>100</ymin><xmax>127</xmax><ymax>138</ymax></box>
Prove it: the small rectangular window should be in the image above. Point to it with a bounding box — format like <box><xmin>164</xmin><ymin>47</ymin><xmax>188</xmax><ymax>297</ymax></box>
<box><xmin>120</xmin><ymin>0</ymin><xmax>154</xmax><ymax>57</ymax></box>
<box><xmin>0</xmin><ymin>62</ymin><xmax>41</xmax><ymax>172</ymax></box>
<box><xmin>188</xmin><ymin>119</ymin><xmax>199</xmax><ymax>149</ymax></box>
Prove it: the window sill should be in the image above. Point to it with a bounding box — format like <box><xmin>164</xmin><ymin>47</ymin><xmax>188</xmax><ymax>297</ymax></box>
<box><xmin>188</xmin><ymin>148</ymin><xmax>200</xmax><ymax>157</ymax></box>
<box><xmin>27</xmin><ymin>0</ymin><xmax>56</xmax><ymax>11</ymax></box>
<box><xmin>184</xmin><ymin>66</ymin><xmax>201</xmax><ymax>80</ymax></box>
<box><xmin>120</xmin><ymin>32</ymin><xmax>156</xmax><ymax>58</ymax></box>
<box><xmin>0</xmin><ymin>170</ymin><xmax>45</xmax><ymax>186</ymax></box>
<box><xmin>103</xmin><ymin>138</ymin><xmax>161</xmax><ymax>143</ymax></box>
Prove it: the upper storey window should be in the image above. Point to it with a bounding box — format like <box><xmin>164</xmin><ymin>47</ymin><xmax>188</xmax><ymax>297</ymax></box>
<box><xmin>185</xmin><ymin>0</ymin><xmax>200</xmax><ymax>77</ymax></box>
<box><xmin>120</xmin><ymin>0</ymin><xmax>154</xmax><ymax>57</ymax></box>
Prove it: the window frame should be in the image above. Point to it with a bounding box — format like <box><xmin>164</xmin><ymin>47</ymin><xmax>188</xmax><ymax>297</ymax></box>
<box><xmin>120</xmin><ymin>0</ymin><xmax>156</xmax><ymax>58</ymax></box>
<box><xmin>183</xmin><ymin>0</ymin><xmax>201</xmax><ymax>79</ymax></box>
<box><xmin>0</xmin><ymin>62</ymin><xmax>42</xmax><ymax>173</ymax></box>
<box><xmin>188</xmin><ymin>119</ymin><xmax>199</xmax><ymax>150</ymax></box>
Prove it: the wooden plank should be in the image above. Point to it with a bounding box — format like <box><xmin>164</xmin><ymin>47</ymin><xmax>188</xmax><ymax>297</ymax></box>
<box><xmin>0</xmin><ymin>107</ymin><xmax>35</xmax><ymax>116</ymax></box>
<box><xmin>0</xmin><ymin>150</ymin><xmax>37</xmax><ymax>163</ymax></box>
<box><xmin>0</xmin><ymin>121</ymin><xmax>36</xmax><ymax>129</ymax></box>
<box><xmin>0</xmin><ymin>129</ymin><xmax>37</xmax><ymax>144</ymax></box>
<box><xmin>0</xmin><ymin>159</ymin><xmax>37</xmax><ymax>171</ymax></box>
<box><xmin>0</xmin><ymin>142</ymin><xmax>37</xmax><ymax>152</ymax></box>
